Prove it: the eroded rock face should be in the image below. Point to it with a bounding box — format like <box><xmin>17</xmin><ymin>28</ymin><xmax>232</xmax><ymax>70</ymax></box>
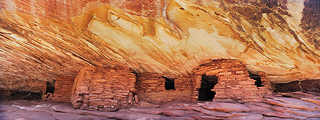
<box><xmin>0</xmin><ymin>0</ymin><xmax>319</xmax><ymax>90</ymax></box>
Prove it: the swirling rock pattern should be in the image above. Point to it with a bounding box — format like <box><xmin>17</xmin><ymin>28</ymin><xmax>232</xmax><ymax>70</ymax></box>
<box><xmin>0</xmin><ymin>0</ymin><xmax>319</xmax><ymax>90</ymax></box>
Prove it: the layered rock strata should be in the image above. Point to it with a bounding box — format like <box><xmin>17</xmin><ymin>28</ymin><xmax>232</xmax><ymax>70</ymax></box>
<box><xmin>0</xmin><ymin>0</ymin><xmax>319</xmax><ymax>91</ymax></box>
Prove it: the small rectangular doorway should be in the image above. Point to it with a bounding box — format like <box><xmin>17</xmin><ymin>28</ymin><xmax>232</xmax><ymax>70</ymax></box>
<box><xmin>198</xmin><ymin>75</ymin><xmax>218</xmax><ymax>101</ymax></box>
<box><xmin>46</xmin><ymin>80</ymin><xmax>55</xmax><ymax>94</ymax></box>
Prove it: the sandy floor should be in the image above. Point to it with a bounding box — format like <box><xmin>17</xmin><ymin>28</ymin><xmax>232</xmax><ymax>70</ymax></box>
<box><xmin>0</xmin><ymin>92</ymin><xmax>320</xmax><ymax>120</ymax></box>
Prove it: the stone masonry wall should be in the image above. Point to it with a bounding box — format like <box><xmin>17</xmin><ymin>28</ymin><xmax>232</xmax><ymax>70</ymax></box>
<box><xmin>192</xmin><ymin>59</ymin><xmax>272</xmax><ymax>102</ymax></box>
<box><xmin>256</xmin><ymin>71</ymin><xmax>273</xmax><ymax>96</ymax></box>
<box><xmin>136</xmin><ymin>73</ymin><xmax>193</xmax><ymax>104</ymax></box>
<box><xmin>71</xmin><ymin>65</ymin><xmax>136</xmax><ymax>111</ymax></box>
<box><xmin>51</xmin><ymin>75</ymin><xmax>75</xmax><ymax>102</ymax></box>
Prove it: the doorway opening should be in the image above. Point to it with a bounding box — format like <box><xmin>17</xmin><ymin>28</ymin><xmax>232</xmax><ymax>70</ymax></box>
<box><xmin>249</xmin><ymin>72</ymin><xmax>263</xmax><ymax>87</ymax></box>
<box><xmin>198</xmin><ymin>75</ymin><xmax>218</xmax><ymax>101</ymax></box>
<box><xmin>46</xmin><ymin>80</ymin><xmax>56</xmax><ymax>94</ymax></box>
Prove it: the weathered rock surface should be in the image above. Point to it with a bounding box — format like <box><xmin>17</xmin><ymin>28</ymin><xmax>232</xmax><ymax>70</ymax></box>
<box><xmin>0</xmin><ymin>0</ymin><xmax>319</xmax><ymax>90</ymax></box>
<box><xmin>273</xmin><ymin>79</ymin><xmax>320</xmax><ymax>93</ymax></box>
<box><xmin>0</xmin><ymin>92</ymin><xmax>320</xmax><ymax>120</ymax></box>
<box><xmin>199</xmin><ymin>102</ymin><xmax>251</xmax><ymax>112</ymax></box>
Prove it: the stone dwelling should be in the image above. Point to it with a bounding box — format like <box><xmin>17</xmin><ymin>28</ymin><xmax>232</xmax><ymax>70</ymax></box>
<box><xmin>42</xmin><ymin>59</ymin><xmax>272</xmax><ymax>111</ymax></box>
<box><xmin>135</xmin><ymin>59</ymin><xmax>272</xmax><ymax>104</ymax></box>
<box><xmin>192</xmin><ymin>59</ymin><xmax>272</xmax><ymax>102</ymax></box>
<box><xmin>71</xmin><ymin>65</ymin><xmax>136</xmax><ymax>111</ymax></box>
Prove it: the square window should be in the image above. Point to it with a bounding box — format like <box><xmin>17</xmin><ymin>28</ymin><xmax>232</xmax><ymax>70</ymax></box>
<box><xmin>163</xmin><ymin>77</ymin><xmax>175</xmax><ymax>90</ymax></box>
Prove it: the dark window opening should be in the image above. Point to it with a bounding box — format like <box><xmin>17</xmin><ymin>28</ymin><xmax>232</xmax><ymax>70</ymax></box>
<box><xmin>163</xmin><ymin>77</ymin><xmax>175</xmax><ymax>90</ymax></box>
<box><xmin>198</xmin><ymin>75</ymin><xmax>218</xmax><ymax>101</ymax></box>
<box><xmin>46</xmin><ymin>80</ymin><xmax>55</xmax><ymax>94</ymax></box>
<box><xmin>249</xmin><ymin>72</ymin><xmax>264</xmax><ymax>87</ymax></box>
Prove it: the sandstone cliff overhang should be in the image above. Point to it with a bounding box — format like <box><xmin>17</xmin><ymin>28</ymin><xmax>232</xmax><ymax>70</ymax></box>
<box><xmin>0</xmin><ymin>0</ymin><xmax>319</xmax><ymax>91</ymax></box>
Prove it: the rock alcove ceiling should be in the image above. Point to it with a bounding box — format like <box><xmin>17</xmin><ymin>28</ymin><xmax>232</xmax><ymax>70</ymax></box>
<box><xmin>0</xmin><ymin>0</ymin><xmax>319</xmax><ymax>91</ymax></box>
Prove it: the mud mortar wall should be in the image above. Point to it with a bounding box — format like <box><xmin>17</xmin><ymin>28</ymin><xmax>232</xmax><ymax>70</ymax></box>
<box><xmin>136</xmin><ymin>73</ymin><xmax>194</xmax><ymax>104</ymax></box>
<box><xmin>51</xmin><ymin>75</ymin><xmax>75</xmax><ymax>102</ymax></box>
